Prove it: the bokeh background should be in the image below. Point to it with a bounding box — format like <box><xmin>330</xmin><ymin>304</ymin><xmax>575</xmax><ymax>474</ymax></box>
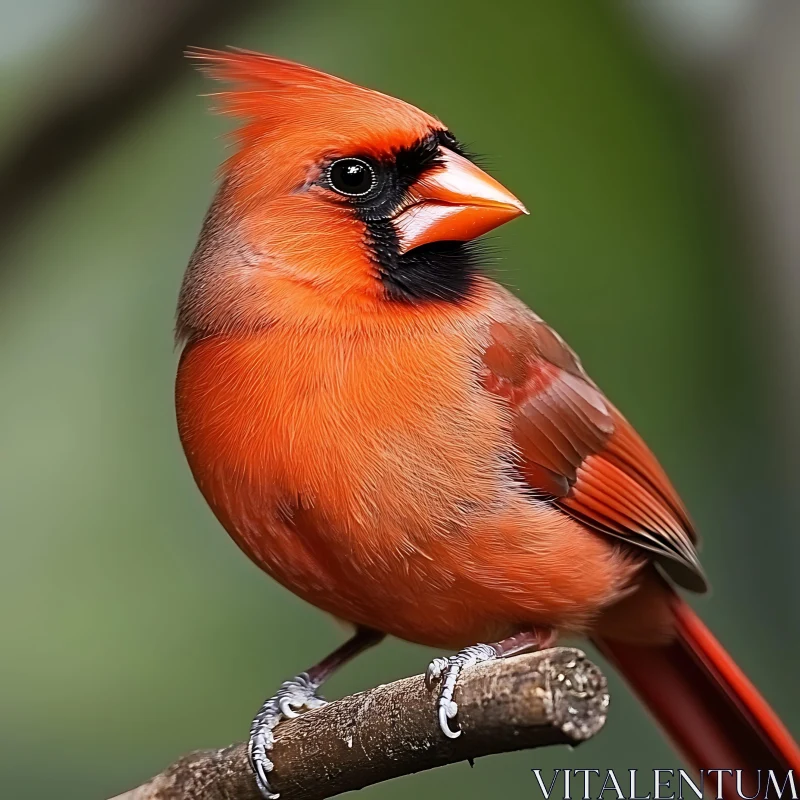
<box><xmin>1</xmin><ymin>1</ymin><xmax>798</xmax><ymax>798</ymax></box>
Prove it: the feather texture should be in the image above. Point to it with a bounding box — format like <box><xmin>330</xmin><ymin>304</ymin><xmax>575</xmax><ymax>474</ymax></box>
<box><xmin>480</xmin><ymin>291</ymin><xmax>707</xmax><ymax>591</ymax></box>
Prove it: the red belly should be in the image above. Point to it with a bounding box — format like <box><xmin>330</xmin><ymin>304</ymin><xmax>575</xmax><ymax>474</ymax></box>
<box><xmin>176</xmin><ymin>332</ymin><xmax>638</xmax><ymax>648</ymax></box>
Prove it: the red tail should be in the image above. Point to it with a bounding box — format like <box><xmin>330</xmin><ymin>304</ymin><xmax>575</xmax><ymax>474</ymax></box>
<box><xmin>594</xmin><ymin>596</ymin><xmax>800</xmax><ymax>794</ymax></box>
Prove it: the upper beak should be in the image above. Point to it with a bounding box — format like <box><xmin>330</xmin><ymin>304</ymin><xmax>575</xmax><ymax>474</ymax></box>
<box><xmin>394</xmin><ymin>148</ymin><xmax>528</xmax><ymax>254</ymax></box>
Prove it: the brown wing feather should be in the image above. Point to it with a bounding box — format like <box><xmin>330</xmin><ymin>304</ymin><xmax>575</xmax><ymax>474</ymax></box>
<box><xmin>481</xmin><ymin>305</ymin><xmax>707</xmax><ymax>593</ymax></box>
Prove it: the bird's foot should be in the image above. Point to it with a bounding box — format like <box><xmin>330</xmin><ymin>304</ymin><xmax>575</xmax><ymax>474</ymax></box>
<box><xmin>248</xmin><ymin>673</ymin><xmax>327</xmax><ymax>798</ymax></box>
<box><xmin>425</xmin><ymin>643</ymin><xmax>499</xmax><ymax>738</ymax></box>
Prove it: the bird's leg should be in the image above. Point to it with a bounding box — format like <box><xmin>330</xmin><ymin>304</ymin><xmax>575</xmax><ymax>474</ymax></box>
<box><xmin>425</xmin><ymin>627</ymin><xmax>557</xmax><ymax>739</ymax></box>
<box><xmin>249</xmin><ymin>626</ymin><xmax>384</xmax><ymax>798</ymax></box>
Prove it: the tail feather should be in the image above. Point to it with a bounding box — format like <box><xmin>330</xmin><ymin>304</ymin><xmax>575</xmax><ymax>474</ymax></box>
<box><xmin>594</xmin><ymin>595</ymin><xmax>800</xmax><ymax>793</ymax></box>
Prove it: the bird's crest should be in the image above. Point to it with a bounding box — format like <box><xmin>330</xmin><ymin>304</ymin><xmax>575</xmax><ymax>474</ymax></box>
<box><xmin>187</xmin><ymin>48</ymin><xmax>440</xmax><ymax>164</ymax></box>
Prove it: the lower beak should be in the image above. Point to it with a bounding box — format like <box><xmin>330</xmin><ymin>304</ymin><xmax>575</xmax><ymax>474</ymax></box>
<box><xmin>393</xmin><ymin>148</ymin><xmax>528</xmax><ymax>254</ymax></box>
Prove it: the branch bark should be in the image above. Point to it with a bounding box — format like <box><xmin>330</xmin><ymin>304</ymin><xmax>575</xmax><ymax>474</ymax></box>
<box><xmin>110</xmin><ymin>647</ymin><xmax>608</xmax><ymax>800</ymax></box>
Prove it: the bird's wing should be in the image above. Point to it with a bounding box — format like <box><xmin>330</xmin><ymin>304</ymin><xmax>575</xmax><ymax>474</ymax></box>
<box><xmin>480</xmin><ymin>292</ymin><xmax>707</xmax><ymax>592</ymax></box>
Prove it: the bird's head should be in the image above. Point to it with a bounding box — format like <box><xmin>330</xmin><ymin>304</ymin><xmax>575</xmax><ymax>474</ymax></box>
<box><xmin>178</xmin><ymin>50</ymin><xmax>527</xmax><ymax>339</ymax></box>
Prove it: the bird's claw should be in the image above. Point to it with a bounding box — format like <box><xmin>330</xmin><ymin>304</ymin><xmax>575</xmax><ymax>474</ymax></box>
<box><xmin>248</xmin><ymin>673</ymin><xmax>327</xmax><ymax>798</ymax></box>
<box><xmin>425</xmin><ymin>644</ymin><xmax>498</xmax><ymax>738</ymax></box>
<box><xmin>424</xmin><ymin>656</ymin><xmax>449</xmax><ymax>689</ymax></box>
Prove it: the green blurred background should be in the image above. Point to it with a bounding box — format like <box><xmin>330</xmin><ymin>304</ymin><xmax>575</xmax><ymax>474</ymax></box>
<box><xmin>1</xmin><ymin>1</ymin><xmax>798</xmax><ymax>798</ymax></box>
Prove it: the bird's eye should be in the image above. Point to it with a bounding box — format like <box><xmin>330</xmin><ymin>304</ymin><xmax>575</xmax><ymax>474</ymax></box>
<box><xmin>327</xmin><ymin>158</ymin><xmax>377</xmax><ymax>197</ymax></box>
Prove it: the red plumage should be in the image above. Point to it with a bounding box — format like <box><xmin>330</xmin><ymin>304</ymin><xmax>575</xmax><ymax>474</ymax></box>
<box><xmin>176</xmin><ymin>50</ymin><xmax>799</xmax><ymax>795</ymax></box>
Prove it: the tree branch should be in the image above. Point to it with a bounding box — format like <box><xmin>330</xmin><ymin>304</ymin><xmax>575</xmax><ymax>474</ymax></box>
<box><xmin>109</xmin><ymin>647</ymin><xmax>608</xmax><ymax>800</ymax></box>
<box><xmin>0</xmin><ymin>0</ymin><xmax>267</xmax><ymax>255</ymax></box>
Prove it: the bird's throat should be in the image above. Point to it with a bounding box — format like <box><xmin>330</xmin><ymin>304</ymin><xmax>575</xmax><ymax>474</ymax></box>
<box><xmin>363</xmin><ymin>217</ymin><xmax>482</xmax><ymax>304</ymax></box>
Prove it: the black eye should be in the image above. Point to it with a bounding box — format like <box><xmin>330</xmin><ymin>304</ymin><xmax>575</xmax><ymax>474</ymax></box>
<box><xmin>328</xmin><ymin>158</ymin><xmax>377</xmax><ymax>197</ymax></box>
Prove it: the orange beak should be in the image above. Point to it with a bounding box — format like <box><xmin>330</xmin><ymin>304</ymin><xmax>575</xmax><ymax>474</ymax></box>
<box><xmin>393</xmin><ymin>148</ymin><xmax>528</xmax><ymax>253</ymax></box>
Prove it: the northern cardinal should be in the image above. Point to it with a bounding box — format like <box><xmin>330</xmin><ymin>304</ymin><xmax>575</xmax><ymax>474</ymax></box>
<box><xmin>175</xmin><ymin>49</ymin><xmax>799</xmax><ymax>798</ymax></box>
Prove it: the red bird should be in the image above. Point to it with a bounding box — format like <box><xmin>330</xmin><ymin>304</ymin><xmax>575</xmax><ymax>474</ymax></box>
<box><xmin>175</xmin><ymin>49</ymin><xmax>799</xmax><ymax>798</ymax></box>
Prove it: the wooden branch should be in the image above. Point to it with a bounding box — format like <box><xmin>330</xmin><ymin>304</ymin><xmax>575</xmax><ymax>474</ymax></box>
<box><xmin>0</xmin><ymin>0</ymin><xmax>268</xmax><ymax>254</ymax></box>
<box><xmin>110</xmin><ymin>647</ymin><xmax>608</xmax><ymax>800</ymax></box>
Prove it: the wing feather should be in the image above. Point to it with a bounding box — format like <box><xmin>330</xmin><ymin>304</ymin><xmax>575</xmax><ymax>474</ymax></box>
<box><xmin>481</xmin><ymin>303</ymin><xmax>707</xmax><ymax>592</ymax></box>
